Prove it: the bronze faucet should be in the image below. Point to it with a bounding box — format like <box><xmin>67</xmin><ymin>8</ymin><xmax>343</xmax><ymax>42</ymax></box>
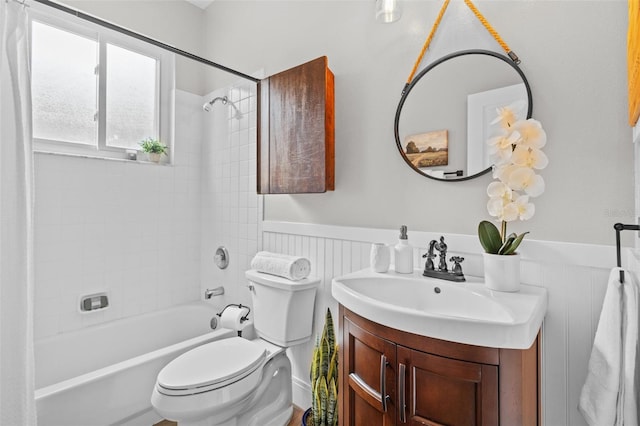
<box><xmin>422</xmin><ymin>236</ymin><xmax>465</xmax><ymax>282</ymax></box>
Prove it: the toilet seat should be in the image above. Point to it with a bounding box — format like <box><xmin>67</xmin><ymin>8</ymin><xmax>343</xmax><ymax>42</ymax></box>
<box><xmin>156</xmin><ymin>337</ymin><xmax>266</xmax><ymax>396</ymax></box>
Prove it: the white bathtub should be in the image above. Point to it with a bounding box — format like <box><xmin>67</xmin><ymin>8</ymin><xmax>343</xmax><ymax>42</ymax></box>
<box><xmin>35</xmin><ymin>302</ymin><xmax>235</xmax><ymax>426</ymax></box>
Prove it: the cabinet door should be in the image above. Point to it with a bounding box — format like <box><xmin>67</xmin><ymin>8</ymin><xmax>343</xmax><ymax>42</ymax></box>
<box><xmin>397</xmin><ymin>346</ymin><xmax>498</xmax><ymax>426</ymax></box>
<box><xmin>343</xmin><ymin>317</ymin><xmax>397</xmax><ymax>426</ymax></box>
<box><xmin>258</xmin><ymin>56</ymin><xmax>335</xmax><ymax>194</ymax></box>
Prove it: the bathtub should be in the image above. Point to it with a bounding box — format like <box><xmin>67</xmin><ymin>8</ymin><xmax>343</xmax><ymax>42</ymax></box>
<box><xmin>35</xmin><ymin>302</ymin><xmax>236</xmax><ymax>426</ymax></box>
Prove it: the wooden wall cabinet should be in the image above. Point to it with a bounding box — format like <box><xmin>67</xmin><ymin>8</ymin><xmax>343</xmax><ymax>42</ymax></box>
<box><xmin>339</xmin><ymin>306</ymin><xmax>539</xmax><ymax>426</ymax></box>
<box><xmin>257</xmin><ymin>56</ymin><xmax>335</xmax><ymax>194</ymax></box>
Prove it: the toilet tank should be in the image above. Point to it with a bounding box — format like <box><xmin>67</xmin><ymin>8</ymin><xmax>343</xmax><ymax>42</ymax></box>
<box><xmin>245</xmin><ymin>270</ymin><xmax>319</xmax><ymax>347</ymax></box>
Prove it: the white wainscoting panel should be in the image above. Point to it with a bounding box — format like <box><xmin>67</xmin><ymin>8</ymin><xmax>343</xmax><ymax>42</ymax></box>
<box><xmin>261</xmin><ymin>221</ymin><xmax>630</xmax><ymax>426</ymax></box>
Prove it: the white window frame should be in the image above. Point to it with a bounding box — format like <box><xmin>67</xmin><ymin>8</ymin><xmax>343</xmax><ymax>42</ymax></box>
<box><xmin>29</xmin><ymin>5</ymin><xmax>175</xmax><ymax>163</ymax></box>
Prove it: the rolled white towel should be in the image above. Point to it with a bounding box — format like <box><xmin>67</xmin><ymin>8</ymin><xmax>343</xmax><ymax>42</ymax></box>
<box><xmin>250</xmin><ymin>251</ymin><xmax>311</xmax><ymax>281</ymax></box>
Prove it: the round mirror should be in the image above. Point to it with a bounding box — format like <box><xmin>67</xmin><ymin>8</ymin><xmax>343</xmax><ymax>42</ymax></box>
<box><xmin>394</xmin><ymin>50</ymin><xmax>532</xmax><ymax>182</ymax></box>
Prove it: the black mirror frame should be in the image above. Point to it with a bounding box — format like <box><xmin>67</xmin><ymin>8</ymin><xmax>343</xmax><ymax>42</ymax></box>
<box><xmin>394</xmin><ymin>49</ymin><xmax>533</xmax><ymax>182</ymax></box>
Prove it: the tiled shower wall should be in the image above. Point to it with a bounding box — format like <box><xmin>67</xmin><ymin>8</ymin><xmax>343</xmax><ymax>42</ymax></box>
<box><xmin>200</xmin><ymin>81</ymin><xmax>261</xmax><ymax>312</ymax></box>
<box><xmin>262</xmin><ymin>221</ymin><xmax>621</xmax><ymax>426</ymax></box>
<box><xmin>33</xmin><ymin>90</ymin><xmax>203</xmax><ymax>339</ymax></box>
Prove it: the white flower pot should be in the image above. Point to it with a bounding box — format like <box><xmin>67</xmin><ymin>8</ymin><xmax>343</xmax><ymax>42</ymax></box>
<box><xmin>148</xmin><ymin>152</ymin><xmax>161</xmax><ymax>163</ymax></box>
<box><xmin>483</xmin><ymin>253</ymin><xmax>521</xmax><ymax>292</ymax></box>
<box><xmin>370</xmin><ymin>243</ymin><xmax>390</xmax><ymax>273</ymax></box>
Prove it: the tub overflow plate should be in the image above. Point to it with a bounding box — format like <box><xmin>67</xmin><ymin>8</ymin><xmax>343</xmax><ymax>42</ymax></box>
<box><xmin>215</xmin><ymin>246</ymin><xmax>229</xmax><ymax>269</ymax></box>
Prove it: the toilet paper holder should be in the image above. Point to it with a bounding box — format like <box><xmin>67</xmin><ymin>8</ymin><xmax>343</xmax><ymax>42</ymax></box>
<box><xmin>216</xmin><ymin>303</ymin><xmax>250</xmax><ymax>323</ymax></box>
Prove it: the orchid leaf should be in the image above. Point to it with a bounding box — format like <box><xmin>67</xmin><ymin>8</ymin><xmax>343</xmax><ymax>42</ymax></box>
<box><xmin>478</xmin><ymin>221</ymin><xmax>502</xmax><ymax>254</ymax></box>
<box><xmin>502</xmin><ymin>232</ymin><xmax>529</xmax><ymax>255</ymax></box>
<box><xmin>498</xmin><ymin>233</ymin><xmax>517</xmax><ymax>255</ymax></box>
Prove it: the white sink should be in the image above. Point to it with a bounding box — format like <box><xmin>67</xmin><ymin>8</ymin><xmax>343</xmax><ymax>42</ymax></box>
<box><xmin>331</xmin><ymin>268</ymin><xmax>547</xmax><ymax>349</ymax></box>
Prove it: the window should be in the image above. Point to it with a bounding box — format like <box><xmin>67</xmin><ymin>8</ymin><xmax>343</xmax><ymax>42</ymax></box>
<box><xmin>30</xmin><ymin>8</ymin><xmax>174</xmax><ymax>160</ymax></box>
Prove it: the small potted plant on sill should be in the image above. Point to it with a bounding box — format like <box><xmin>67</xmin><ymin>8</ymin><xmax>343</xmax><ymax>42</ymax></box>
<box><xmin>303</xmin><ymin>308</ymin><xmax>338</xmax><ymax>426</ymax></box>
<box><xmin>479</xmin><ymin>106</ymin><xmax>548</xmax><ymax>292</ymax></box>
<box><xmin>139</xmin><ymin>137</ymin><xmax>168</xmax><ymax>163</ymax></box>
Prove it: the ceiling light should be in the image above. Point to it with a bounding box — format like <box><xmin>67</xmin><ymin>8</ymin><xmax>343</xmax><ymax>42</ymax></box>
<box><xmin>375</xmin><ymin>0</ymin><xmax>402</xmax><ymax>23</ymax></box>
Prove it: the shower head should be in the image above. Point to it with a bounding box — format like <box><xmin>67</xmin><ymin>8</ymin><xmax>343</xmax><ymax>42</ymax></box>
<box><xmin>202</xmin><ymin>94</ymin><xmax>243</xmax><ymax>120</ymax></box>
<box><xmin>202</xmin><ymin>96</ymin><xmax>228</xmax><ymax>112</ymax></box>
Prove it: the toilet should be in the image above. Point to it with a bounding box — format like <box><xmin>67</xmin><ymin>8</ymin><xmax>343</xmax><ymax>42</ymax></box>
<box><xmin>151</xmin><ymin>270</ymin><xmax>319</xmax><ymax>426</ymax></box>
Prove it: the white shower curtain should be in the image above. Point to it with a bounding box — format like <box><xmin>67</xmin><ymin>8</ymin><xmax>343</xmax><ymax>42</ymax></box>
<box><xmin>0</xmin><ymin>0</ymin><xmax>37</xmax><ymax>424</ymax></box>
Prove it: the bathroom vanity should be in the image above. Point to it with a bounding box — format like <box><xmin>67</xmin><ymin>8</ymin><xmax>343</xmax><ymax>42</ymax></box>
<box><xmin>339</xmin><ymin>306</ymin><xmax>539</xmax><ymax>426</ymax></box>
<box><xmin>332</xmin><ymin>268</ymin><xmax>547</xmax><ymax>426</ymax></box>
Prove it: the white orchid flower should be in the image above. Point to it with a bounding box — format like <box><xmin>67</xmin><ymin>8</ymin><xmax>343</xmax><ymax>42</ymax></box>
<box><xmin>487</xmin><ymin>197</ymin><xmax>519</xmax><ymax>222</ymax></box>
<box><xmin>488</xmin><ymin>131</ymin><xmax>520</xmax><ymax>164</ymax></box>
<box><xmin>513</xmin><ymin>195</ymin><xmax>535</xmax><ymax>220</ymax></box>
<box><xmin>487</xmin><ymin>197</ymin><xmax>505</xmax><ymax>217</ymax></box>
<box><xmin>487</xmin><ymin>181</ymin><xmax>512</xmax><ymax>200</ymax></box>
<box><xmin>513</xmin><ymin>119</ymin><xmax>547</xmax><ymax>149</ymax></box>
<box><xmin>511</xmin><ymin>145</ymin><xmax>549</xmax><ymax>170</ymax></box>
<box><xmin>492</xmin><ymin>163</ymin><xmax>519</xmax><ymax>184</ymax></box>
<box><xmin>507</xmin><ymin>167</ymin><xmax>545</xmax><ymax>197</ymax></box>
<box><xmin>483</xmin><ymin>108</ymin><xmax>545</xmax><ymax>245</ymax></box>
<box><xmin>491</xmin><ymin>106</ymin><xmax>518</xmax><ymax>130</ymax></box>
<box><xmin>501</xmin><ymin>202</ymin><xmax>519</xmax><ymax>222</ymax></box>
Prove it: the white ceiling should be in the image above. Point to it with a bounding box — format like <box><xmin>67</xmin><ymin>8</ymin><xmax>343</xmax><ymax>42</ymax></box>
<box><xmin>184</xmin><ymin>0</ymin><xmax>214</xmax><ymax>10</ymax></box>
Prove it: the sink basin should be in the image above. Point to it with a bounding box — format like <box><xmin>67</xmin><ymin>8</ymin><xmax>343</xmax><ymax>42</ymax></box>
<box><xmin>331</xmin><ymin>268</ymin><xmax>547</xmax><ymax>349</ymax></box>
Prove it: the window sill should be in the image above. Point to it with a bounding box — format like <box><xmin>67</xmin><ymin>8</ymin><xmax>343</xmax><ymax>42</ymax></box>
<box><xmin>33</xmin><ymin>149</ymin><xmax>172</xmax><ymax>166</ymax></box>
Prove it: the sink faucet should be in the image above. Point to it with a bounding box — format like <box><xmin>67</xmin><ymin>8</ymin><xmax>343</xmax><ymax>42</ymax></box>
<box><xmin>424</xmin><ymin>240</ymin><xmax>437</xmax><ymax>271</ymax></box>
<box><xmin>422</xmin><ymin>236</ymin><xmax>465</xmax><ymax>282</ymax></box>
<box><xmin>435</xmin><ymin>236</ymin><xmax>448</xmax><ymax>272</ymax></box>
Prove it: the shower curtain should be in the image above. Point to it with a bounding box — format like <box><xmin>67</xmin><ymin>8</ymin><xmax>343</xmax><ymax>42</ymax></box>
<box><xmin>0</xmin><ymin>0</ymin><xmax>37</xmax><ymax>424</ymax></box>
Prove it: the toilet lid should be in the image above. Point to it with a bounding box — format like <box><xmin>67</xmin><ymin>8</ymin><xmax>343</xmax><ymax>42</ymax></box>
<box><xmin>157</xmin><ymin>337</ymin><xmax>266</xmax><ymax>392</ymax></box>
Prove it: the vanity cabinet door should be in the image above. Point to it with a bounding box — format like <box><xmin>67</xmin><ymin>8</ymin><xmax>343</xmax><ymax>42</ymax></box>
<box><xmin>339</xmin><ymin>306</ymin><xmax>537</xmax><ymax>426</ymax></box>
<box><xmin>397</xmin><ymin>346</ymin><xmax>499</xmax><ymax>426</ymax></box>
<box><xmin>342</xmin><ymin>316</ymin><xmax>397</xmax><ymax>426</ymax></box>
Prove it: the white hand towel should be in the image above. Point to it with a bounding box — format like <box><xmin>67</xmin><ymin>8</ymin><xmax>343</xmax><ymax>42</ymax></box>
<box><xmin>579</xmin><ymin>267</ymin><xmax>639</xmax><ymax>426</ymax></box>
<box><xmin>250</xmin><ymin>251</ymin><xmax>311</xmax><ymax>281</ymax></box>
<box><xmin>621</xmin><ymin>269</ymin><xmax>639</xmax><ymax>426</ymax></box>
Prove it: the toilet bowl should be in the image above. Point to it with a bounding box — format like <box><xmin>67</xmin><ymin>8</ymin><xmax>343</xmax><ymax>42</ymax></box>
<box><xmin>151</xmin><ymin>270</ymin><xmax>319</xmax><ymax>426</ymax></box>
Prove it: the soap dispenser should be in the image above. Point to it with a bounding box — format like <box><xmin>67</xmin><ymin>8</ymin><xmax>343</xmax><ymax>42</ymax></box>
<box><xmin>394</xmin><ymin>225</ymin><xmax>414</xmax><ymax>274</ymax></box>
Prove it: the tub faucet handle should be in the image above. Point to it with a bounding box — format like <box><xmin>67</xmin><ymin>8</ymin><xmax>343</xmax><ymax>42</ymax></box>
<box><xmin>205</xmin><ymin>286</ymin><xmax>224</xmax><ymax>299</ymax></box>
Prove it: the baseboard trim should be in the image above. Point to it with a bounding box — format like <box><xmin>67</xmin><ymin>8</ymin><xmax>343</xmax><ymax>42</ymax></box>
<box><xmin>292</xmin><ymin>375</ymin><xmax>311</xmax><ymax>412</ymax></box>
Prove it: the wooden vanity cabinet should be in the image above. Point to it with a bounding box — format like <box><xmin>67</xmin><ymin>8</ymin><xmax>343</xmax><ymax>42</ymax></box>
<box><xmin>339</xmin><ymin>306</ymin><xmax>539</xmax><ymax>426</ymax></box>
<box><xmin>342</xmin><ymin>313</ymin><xmax>397</xmax><ymax>426</ymax></box>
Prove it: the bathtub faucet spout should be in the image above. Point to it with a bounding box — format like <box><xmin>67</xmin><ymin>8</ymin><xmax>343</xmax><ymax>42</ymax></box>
<box><xmin>205</xmin><ymin>287</ymin><xmax>225</xmax><ymax>299</ymax></box>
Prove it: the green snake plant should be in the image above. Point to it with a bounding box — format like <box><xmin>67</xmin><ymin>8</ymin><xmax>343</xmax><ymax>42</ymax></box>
<box><xmin>310</xmin><ymin>308</ymin><xmax>338</xmax><ymax>426</ymax></box>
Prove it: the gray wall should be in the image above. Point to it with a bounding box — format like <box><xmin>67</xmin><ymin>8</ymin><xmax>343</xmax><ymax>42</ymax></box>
<box><xmin>205</xmin><ymin>0</ymin><xmax>633</xmax><ymax>246</ymax></box>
